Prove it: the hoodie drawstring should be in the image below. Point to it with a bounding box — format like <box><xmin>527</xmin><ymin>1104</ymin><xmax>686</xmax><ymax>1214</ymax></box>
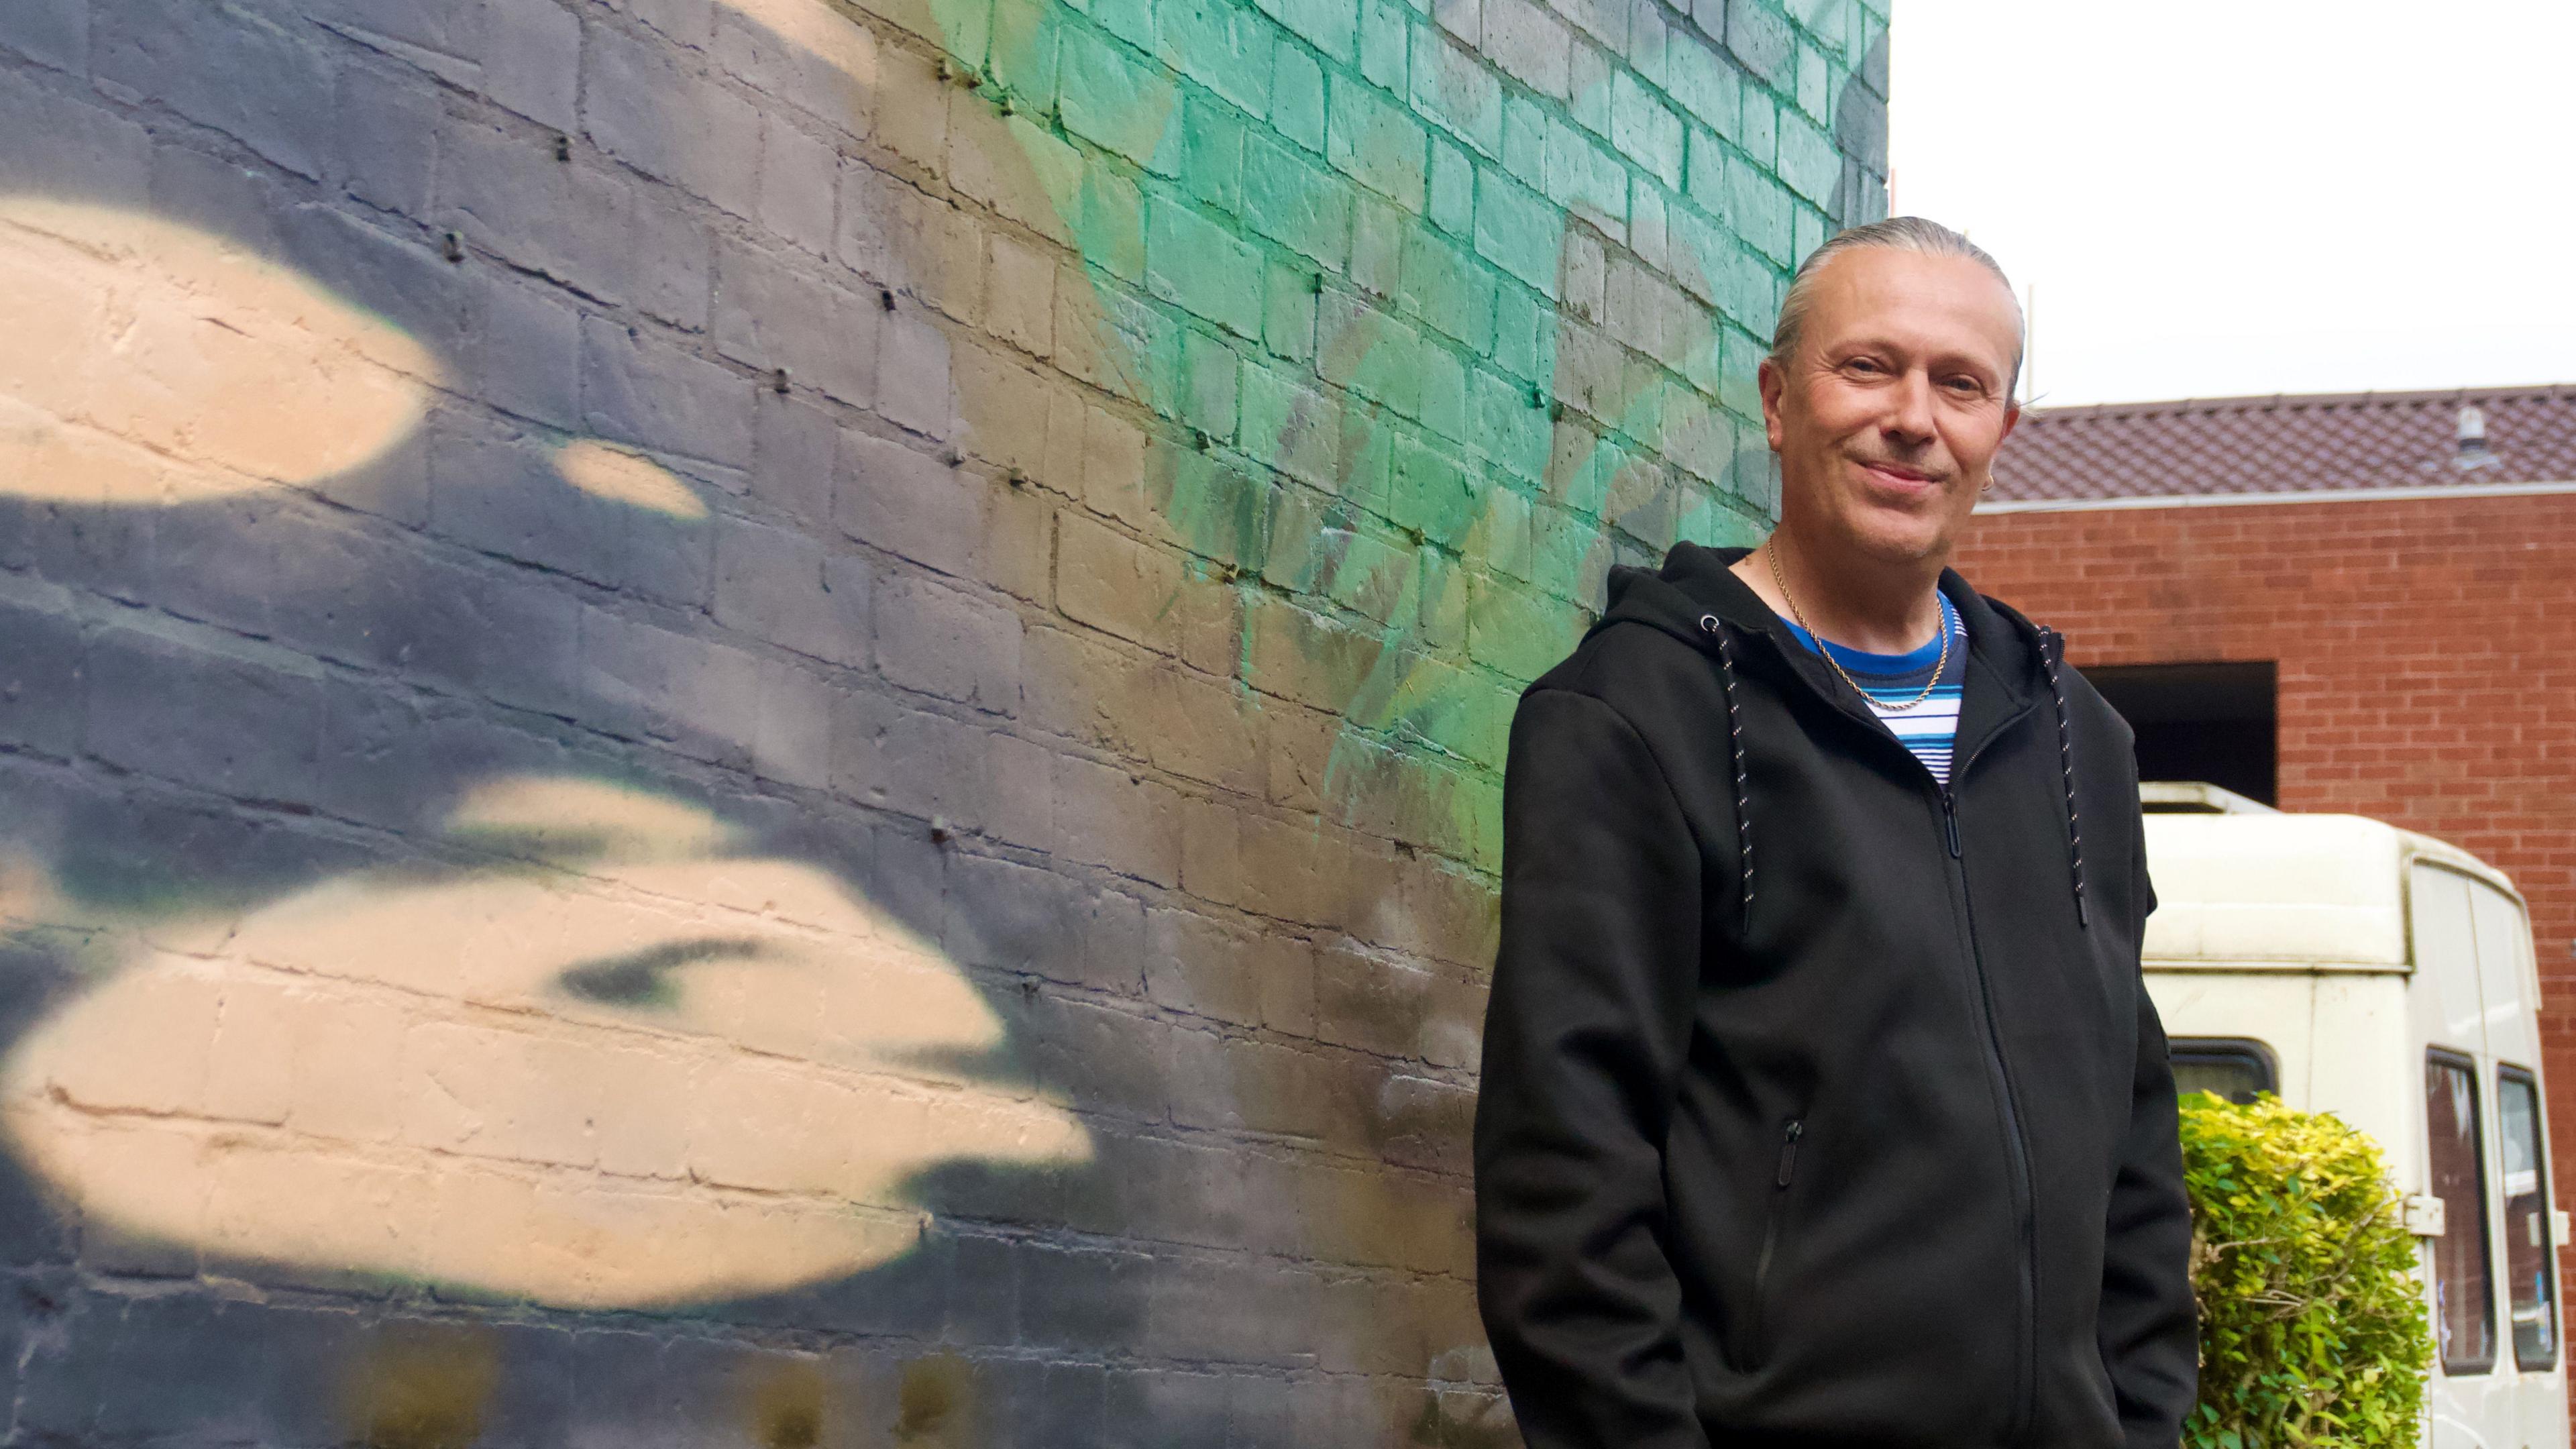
<box><xmin>2037</xmin><ymin>627</ymin><xmax>2091</xmax><ymax>929</ymax></box>
<box><xmin>1701</xmin><ymin>614</ymin><xmax>1754</xmax><ymax>932</ymax></box>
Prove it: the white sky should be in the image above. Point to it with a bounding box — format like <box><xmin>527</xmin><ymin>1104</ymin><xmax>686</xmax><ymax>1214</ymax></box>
<box><xmin>1888</xmin><ymin>1</ymin><xmax>2576</xmax><ymax>407</ymax></box>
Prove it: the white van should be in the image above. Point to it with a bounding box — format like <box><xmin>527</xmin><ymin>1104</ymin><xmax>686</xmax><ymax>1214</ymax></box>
<box><xmin>2139</xmin><ymin>782</ymin><xmax>2568</xmax><ymax>1449</ymax></box>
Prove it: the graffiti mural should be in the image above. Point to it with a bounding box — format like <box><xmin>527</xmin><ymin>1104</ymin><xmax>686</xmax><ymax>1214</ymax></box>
<box><xmin>0</xmin><ymin>0</ymin><xmax>1883</xmax><ymax>1437</ymax></box>
<box><xmin>5</xmin><ymin>774</ymin><xmax>1089</xmax><ymax>1307</ymax></box>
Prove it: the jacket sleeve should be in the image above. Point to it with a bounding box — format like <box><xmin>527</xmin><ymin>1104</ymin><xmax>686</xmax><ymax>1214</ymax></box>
<box><xmin>2097</xmin><ymin>812</ymin><xmax>2200</xmax><ymax>1447</ymax></box>
<box><xmin>1474</xmin><ymin>686</ymin><xmax>1711</xmax><ymax>1449</ymax></box>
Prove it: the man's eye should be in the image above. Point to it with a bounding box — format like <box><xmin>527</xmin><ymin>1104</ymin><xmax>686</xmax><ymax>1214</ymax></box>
<box><xmin>1843</xmin><ymin>358</ymin><xmax>1884</xmax><ymax>375</ymax></box>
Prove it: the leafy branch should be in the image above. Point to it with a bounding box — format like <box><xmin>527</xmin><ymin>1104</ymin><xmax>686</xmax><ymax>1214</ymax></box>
<box><xmin>2182</xmin><ymin>1093</ymin><xmax>2432</xmax><ymax>1447</ymax></box>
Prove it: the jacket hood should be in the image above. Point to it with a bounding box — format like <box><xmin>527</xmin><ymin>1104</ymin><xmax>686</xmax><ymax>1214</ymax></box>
<box><xmin>1599</xmin><ymin>541</ymin><xmax>2051</xmax><ymax>700</ymax></box>
<box><xmin>1598</xmin><ymin>540</ymin><xmax>2096</xmax><ymax>931</ymax></box>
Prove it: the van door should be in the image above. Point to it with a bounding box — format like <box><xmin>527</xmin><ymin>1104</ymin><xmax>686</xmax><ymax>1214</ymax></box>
<box><xmin>2467</xmin><ymin>881</ymin><xmax>2568</xmax><ymax>1448</ymax></box>
<box><xmin>2412</xmin><ymin>864</ymin><xmax>2512</xmax><ymax>1447</ymax></box>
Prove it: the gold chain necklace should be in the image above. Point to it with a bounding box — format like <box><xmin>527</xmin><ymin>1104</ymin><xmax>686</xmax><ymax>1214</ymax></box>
<box><xmin>1764</xmin><ymin>543</ymin><xmax>1952</xmax><ymax>712</ymax></box>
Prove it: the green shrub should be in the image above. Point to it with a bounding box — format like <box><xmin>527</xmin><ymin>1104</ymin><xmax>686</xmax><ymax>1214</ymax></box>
<box><xmin>2179</xmin><ymin>1091</ymin><xmax>2433</xmax><ymax>1447</ymax></box>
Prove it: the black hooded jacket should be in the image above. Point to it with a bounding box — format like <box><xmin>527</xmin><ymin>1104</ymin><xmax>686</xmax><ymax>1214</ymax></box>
<box><xmin>1473</xmin><ymin>543</ymin><xmax>2197</xmax><ymax>1448</ymax></box>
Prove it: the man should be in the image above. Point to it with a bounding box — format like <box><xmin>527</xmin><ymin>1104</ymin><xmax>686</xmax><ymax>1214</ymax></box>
<box><xmin>1472</xmin><ymin>217</ymin><xmax>2198</xmax><ymax>1448</ymax></box>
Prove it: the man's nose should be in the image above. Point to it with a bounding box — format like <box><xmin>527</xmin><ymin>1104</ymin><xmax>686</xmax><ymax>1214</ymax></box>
<box><xmin>1885</xmin><ymin>370</ymin><xmax>1937</xmax><ymax>444</ymax></box>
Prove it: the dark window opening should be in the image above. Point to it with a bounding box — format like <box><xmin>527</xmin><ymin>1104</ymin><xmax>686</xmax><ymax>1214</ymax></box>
<box><xmin>2169</xmin><ymin>1038</ymin><xmax>2278</xmax><ymax>1106</ymax></box>
<box><xmin>2085</xmin><ymin>661</ymin><xmax>2278</xmax><ymax>806</ymax></box>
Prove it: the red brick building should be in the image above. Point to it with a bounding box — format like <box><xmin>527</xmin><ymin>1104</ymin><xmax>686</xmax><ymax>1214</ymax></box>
<box><xmin>1957</xmin><ymin>379</ymin><xmax>2576</xmax><ymax>1297</ymax></box>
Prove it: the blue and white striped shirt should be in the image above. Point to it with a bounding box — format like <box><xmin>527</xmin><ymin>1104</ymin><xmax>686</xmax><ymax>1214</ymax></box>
<box><xmin>1779</xmin><ymin>592</ymin><xmax>1968</xmax><ymax>784</ymax></box>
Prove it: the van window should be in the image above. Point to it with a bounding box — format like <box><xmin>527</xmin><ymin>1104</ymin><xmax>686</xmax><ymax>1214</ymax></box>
<box><xmin>2426</xmin><ymin>1050</ymin><xmax>2496</xmax><ymax>1374</ymax></box>
<box><xmin>2169</xmin><ymin>1038</ymin><xmax>2277</xmax><ymax>1105</ymax></box>
<box><xmin>2498</xmin><ymin>1066</ymin><xmax>2558</xmax><ymax>1370</ymax></box>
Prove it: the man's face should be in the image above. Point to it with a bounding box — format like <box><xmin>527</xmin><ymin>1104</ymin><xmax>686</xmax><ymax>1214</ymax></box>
<box><xmin>1758</xmin><ymin>247</ymin><xmax>2023</xmax><ymax>568</ymax></box>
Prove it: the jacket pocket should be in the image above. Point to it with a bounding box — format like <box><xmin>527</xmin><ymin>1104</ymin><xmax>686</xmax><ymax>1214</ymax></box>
<box><xmin>1750</xmin><ymin>1116</ymin><xmax>1803</xmax><ymax>1366</ymax></box>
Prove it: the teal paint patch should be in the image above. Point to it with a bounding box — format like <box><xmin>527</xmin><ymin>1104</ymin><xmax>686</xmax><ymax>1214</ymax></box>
<box><xmin>1468</xmin><ymin>168</ymin><xmax>1557</xmax><ymax>298</ymax></box>
<box><xmin>1426</xmin><ymin>137</ymin><xmax>1473</xmax><ymax>238</ymax></box>
<box><xmin>1158</xmin><ymin>0</ymin><xmax>1278</xmax><ymax>115</ymax></box>
<box><xmin>1270</xmin><ymin>43</ymin><xmax>1330</xmax><ymax>150</ymax></box>
<box><xmin>919</xmin><ymin>0</ymin><xmax>1882</xmax><ymax>863</ymax></box>
<box><xmin>1271</xmin><ymin>0</ymin><xmax>1360</xmax><ymax>63</ymax></box>
<box><xmin>1181</xmin><ymin>91</ymin><xmax>1250</xmax><ymax>212</ymax></box>
<box><xmin>1326</xmin><ymin>76</ymin><xmax>1431</xmax><ymax>211</ymax></box>
<box><xmin>1409</xmin><ymin>25</ymin><xmax>1501</xmax><ymax>156</ymax></box>
<box><xmin>1059</xmin><ymin>30</ymin><xmax>1183</xmax><ymax>174</ymax></box>
<box><xmin>1397</xmin><ymin>227</ymin><xmax>1497</xmax><ymax>354</ymax></box>
<box><xmin>1609</xmin><ymin>72</ymin><xmax>1683</xmax><ymax>189</ymax></box>
<box><xmin>1242</xmin><ymin>132</ymin><xmax>1356</xmax><ymax>269</ymax></box>
<box><xmin>1146</xmin><ymin>192</ymin><xmax>1267</xmax><ymax>338</ymax></box>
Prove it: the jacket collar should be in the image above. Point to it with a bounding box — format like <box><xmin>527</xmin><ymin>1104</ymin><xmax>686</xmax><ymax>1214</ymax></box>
<box><xmin>1599</xmin><ymin>541</ymin><xmax>2045</xmax><ymax>764</ymax></box>
<box><xmin>1597</xmin><ymin>542</ymin><xmax>2096</xmax><ymax>928</ymax></box>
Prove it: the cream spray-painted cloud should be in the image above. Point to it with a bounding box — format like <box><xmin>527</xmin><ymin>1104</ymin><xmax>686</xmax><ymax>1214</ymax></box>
<box><xmin>0</xmin><ymin>197</ymin><xmax>731</xmax><ymax>526</ymax></box>
<box><xmin>554</xmin><ymin>439</ymin><xmax>709</xmax><ymax>519</ymax></box>
<box><xmin>723</xmin><ymin>0</ymin><xmax>882</xmax><ymax>96</ymax></box>
<box><xmin>0</xmin><ymin>776</ymin><xmax>1088</xmax><ymax>1307</ymax></box>
<box><xmin>0</xmin><ymin>197</ymin><xmax>441</xmax><ymax>503</ymax></box>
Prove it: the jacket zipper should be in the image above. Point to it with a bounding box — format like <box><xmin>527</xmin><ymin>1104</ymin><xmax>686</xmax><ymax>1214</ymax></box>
<box><xmin>1939</xmin><ymin>774</ymin><xmax>2038</xmax><ymax>1446</ymax></box>
<box><xmin>1750</xmin><ymin>1117</ymin><xmax>1803</xmax><ymax>1364</ymax></box>
<box><xmin>1722</xmin><ymin>625</ymin><xmax>2043</xmax><ymax>1438</ymax></box>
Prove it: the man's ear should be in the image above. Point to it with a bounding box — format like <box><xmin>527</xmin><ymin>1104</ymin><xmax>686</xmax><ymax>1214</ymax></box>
<box><xmin>1998</xmin><ymin>401</ymin><xmax>2022</xmax><ymax>445</ymax></box>
<box><xmin>1756</xmin><ymin>356</ymin><xmax>1788</xmax><ymax>452</ymax></box>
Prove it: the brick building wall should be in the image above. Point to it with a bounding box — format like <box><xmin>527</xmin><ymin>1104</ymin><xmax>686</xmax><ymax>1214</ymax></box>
<box><xmin>1957</xmin><ymin>490</ymin><xmax>2576</xmax><ymax>1341</ymax></box>
<box><xmin>0</xmin><ymin>0</ymin><xmax>1884</xmax><ymax>1440</ymax></box>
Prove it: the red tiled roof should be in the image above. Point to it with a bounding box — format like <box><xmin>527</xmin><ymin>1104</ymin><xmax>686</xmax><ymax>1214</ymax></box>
<box><xmin>1987</xmin><ymin>383</ymin><xmax>2576</xmax><ymax>504</ymax></box>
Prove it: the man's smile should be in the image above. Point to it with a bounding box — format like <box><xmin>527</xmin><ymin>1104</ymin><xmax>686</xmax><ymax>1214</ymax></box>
<box><xmin>1853</xmin><ymin>458</ymin><xmax>1947</xmax><ymax>496</ymax></box>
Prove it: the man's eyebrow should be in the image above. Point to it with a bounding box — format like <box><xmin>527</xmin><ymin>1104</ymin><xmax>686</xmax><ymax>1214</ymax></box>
<box><xmin>1827</xmin><ymin>337</ymin><xmax>2008</xmax><ymax>375</ymax></box>
<box><xmin>1919</xmin><ymin>340</ymin><xmax>2012</xmax><ymax>373</ymax></box>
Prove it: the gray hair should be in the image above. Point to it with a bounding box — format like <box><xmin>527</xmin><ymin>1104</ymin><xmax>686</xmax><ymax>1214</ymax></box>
<box><xmin>1769</xmin><ymin>216</ymin><xmax>2025</xmax><ymax>396</ymax></box>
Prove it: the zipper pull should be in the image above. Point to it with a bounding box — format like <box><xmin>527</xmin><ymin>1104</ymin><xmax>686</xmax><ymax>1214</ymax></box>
<box><xmin>1940</xmin><ymin>790</ymin><xmax>1962</xmax><ymax>859</ymax></box>
<box><xmin>1775</xmin><ymin>1119</ymin><xmax>1803</xmax><ymax>1187</ymax></box>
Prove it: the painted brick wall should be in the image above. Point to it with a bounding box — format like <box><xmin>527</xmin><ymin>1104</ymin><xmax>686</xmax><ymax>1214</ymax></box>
<box><xmin>0</xmin><ymin>0</ymin><xmax>1885</xmax><ymax>1439</ymax></box>
<box><xmin>1957</xmin><ymin>492</ymin><xmax>2576</xmax><ymax>1351</ymax></box>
